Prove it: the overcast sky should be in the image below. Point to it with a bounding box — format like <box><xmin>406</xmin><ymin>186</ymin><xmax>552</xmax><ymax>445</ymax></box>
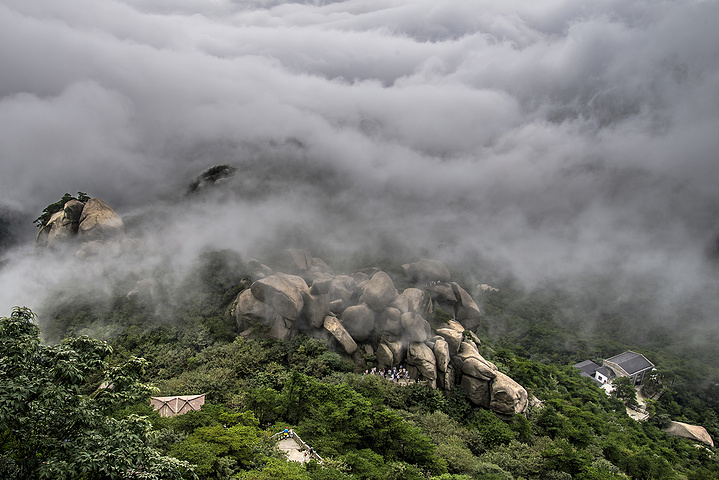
<box><xmin>1</xmin><ymin>0</ymin><xmax>718</xmax><ymax>337</ymax></box>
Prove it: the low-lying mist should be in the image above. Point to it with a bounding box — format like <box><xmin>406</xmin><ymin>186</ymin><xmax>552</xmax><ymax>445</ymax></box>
<box><xmin>1</xmin><ymin>0</ymin><xmax>718</xmax><ymax>357</ymax></box>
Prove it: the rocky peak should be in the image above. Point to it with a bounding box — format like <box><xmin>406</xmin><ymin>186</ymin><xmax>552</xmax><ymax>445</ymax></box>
<box><xmin>34</xmin><ymin>197</ymin><xmax>127</xmax><ymax>259</ymax></box>
<box><xmin>234</xmin><ymin>252</ymin><xmax>528</xmax><ymax>415</ymax></box>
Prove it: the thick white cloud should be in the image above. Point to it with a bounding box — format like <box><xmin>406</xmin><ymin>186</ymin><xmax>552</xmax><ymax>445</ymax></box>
<box><xmin>1</xmin><ymin>0</ymin><xmax>719</xmax><ymax>337</ymax></box>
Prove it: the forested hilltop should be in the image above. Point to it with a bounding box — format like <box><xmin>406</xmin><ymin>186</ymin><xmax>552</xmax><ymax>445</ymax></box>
<box><xmin>2</xmin><ymin>193</ymin><xmax>719</xmax><ymax>479</ymax></box>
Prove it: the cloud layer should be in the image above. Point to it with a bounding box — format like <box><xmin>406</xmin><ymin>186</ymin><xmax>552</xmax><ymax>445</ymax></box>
<box><xmin>1</xmin><ymin>0</ymin><xmax>719</xmax><ymax>341</ymax></box>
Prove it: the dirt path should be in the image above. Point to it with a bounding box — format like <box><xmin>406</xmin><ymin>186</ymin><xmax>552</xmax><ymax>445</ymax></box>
<box><xmin>626</xmin><ymin>386</ymin><xmax>650</xmax><ymax>421</ymax></box>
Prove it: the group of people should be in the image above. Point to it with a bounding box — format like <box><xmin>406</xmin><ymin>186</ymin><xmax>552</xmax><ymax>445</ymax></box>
<box><xmin>363</xmin><ymin>365</ymin><xmax>411</xmax><ymax>382</ymax></box>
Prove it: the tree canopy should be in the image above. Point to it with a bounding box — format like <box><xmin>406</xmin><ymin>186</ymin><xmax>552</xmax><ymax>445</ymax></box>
<box><xmin>0</xmin><ymin>307</ymin><xmax>195</xmax><ymax>480</ymax></box>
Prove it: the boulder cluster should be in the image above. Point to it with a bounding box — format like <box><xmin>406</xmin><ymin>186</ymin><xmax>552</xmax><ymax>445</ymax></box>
<box><xmin>32</xmin><ymin>196</ymin><xmax>528</xmax><ymax>415</ymax></box>
<box><xmin>34</xmin><ymin>198</ymin><xmax>132</xmax><ymax>259</ymax></box>
<box><xmin>235</xmin><ymin>252</ymin><xmax>528</xmax><ymax>415</ymax></box>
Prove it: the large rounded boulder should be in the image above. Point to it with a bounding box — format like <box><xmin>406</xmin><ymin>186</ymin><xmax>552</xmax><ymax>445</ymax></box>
<box><xmin>405</xmin><ymin>259</ymin><xmax>451</xmax><ymax>284</ymax></box>
<box><xmin>407</xmin><ymin>342</ymin><xmax>438</xmax><ymax>388</ymax></box>
<box><xmin>400</xmin><ymin>312</ymin><xmax>431</xmax><ymax>343</ymax></box>
<box><xmin>329</xmin><ymin>275</ymin><xmax>357</xmax><ymax>312</ymax></box>
<box><xmin>362</xmin><ymin>271</ymin><xmax>397</xmax><ymax>312</ymax></box>
<box><xmin>251</xmin><ymin>273</ymin><xmax>307</xmax><ymax>320</ymax></box>
<box><xmin>340</xmin><ymin>303</ymin><xmax>376</xmax><ymax>342</ymax></box>
<box><xmin>450</xmin><ymin>283</ymin><xmax>481</xmax><ymax>330</ymax></box>
<box><xmin>78</xmin><ymin>198</ymin><xmax>125</xmax><ymax>241</ymax></box>
<box><xmin>303</xmin><ymin>290</ymin><xmax>330</xmax><ymax>328</ymax></box>
<box><xmin>400</xmin><ymin>288</ymin><xmax>433</xmax><ymax>317</ymax></box>
<box><xmin>376</xmin><ymin>342</ymin><xmax>394</xmax><ymax>368</ymax></box>
<box><xmin>433</xmin><ymin>338</ymin><xmax>451</xmax><ymax>373</ymax></box>
<box><xmin>490</xmin><ymin>372</ymin><xmax>529</xmax><ymax>415</ymax></box>
<box><xmin>380</xmin><ymin>307</ymin><xmax>403</xmax><ymax>336</ymax></box>
<box><xmin>235</xmin><ymin>289</ymin><xmax>283</xmax><ymax>332</ymax></box>
<box><xmin>461</xmin><ymin>375</ymin><xmax>490</xmax><ymax>407</ymax></box>
<box><xmin>47</xmin><ymin>199</ymin><xmax>85</xmax><ymax>247</ymax></box>
<box><xmin>435</xmin><ymin>328</ymin><xmax>463</xmax><ymax>355</ymax></box>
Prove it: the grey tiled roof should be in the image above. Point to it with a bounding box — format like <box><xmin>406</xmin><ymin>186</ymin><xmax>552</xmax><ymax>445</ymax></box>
<box><xmin>605</xmin><ymin>351</ymin><xmax>654</xmax><ymax>375</ymax></box>
<box><xmin>573</xmin><ymin>360</ymin><xmax>600</xmax><ymax>376</ymax></box>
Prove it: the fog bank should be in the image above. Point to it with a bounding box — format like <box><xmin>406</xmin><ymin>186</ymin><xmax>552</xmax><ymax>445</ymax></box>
<box><xmin>1</xmin><ymin>0</ymin><xmax>718</xmax><ymax>345</ymax></box>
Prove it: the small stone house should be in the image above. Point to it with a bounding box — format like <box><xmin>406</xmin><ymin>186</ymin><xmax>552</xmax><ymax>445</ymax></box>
<box><xmin>150</xmin><ymin>394</ymin><xmax>206</xmax><ymax>417</ymax></box>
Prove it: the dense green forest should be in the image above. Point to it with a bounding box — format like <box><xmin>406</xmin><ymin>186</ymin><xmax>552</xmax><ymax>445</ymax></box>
<box><xmin>2</xmin><ymin>249</ymin><xmax>718</xmax><ymax>479</ymax></box>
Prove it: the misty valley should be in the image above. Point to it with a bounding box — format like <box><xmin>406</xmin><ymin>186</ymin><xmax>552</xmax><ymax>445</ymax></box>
<box><xmin>1</xmin><ymin>186</ymin><xmax>718</xmax><ymax>480</ymax></box>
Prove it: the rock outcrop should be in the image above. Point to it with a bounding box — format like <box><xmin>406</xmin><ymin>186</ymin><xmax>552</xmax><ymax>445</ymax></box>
<box><xmin>303</xmin><ymin>290</ymin><xmax>330</xmax><ymax>329</ymax></box>
<box><xmin>126</xmin><ymin>278</ymin><xmax>158</xmax><ymax>301</ymax></box>
<box><xmin>664</xmin><ymin>421</ymin><xmax>714</xmax><ymax>447</ymax></box>
<box><xmin>77</xmin><ymin>198</ymin><xmax>124</xmax><ymax>242</ymax></box>
<box><xmin>40</xmin><ymin>199</ymin><xmax>85</xmax><ymax>247</ymax></box>
<box><xmin>407</xmin><ymin>342</ymin><xmax>438</xmax><ymax>388</ymax></box>
<box><xmin>250</xmin><ymin>273</ymin><xmax>307</xmax><ymax>321</ymax></box>
<box><xmin>404</xmin><ymin>258</ymin><xmax>451</xmax><ymax>284</ymax></box>
<box><xmin>235</xmin><ymin>273</ymin><xmax>311</xmax><ymax>340</ymax></box>
<box><xmin>451</xmin><ymin>283</ymin><xmax>482</xmax><ymax>330</ymax></box>
<box><xmin>235</xmin><ymin>289</ymin><xmax>284</xmax><ymax>332</ymax></box>
<box><xmin>232</xmin><ymin>257</ymin><xmax>528</xmax><ymax>415</ymax></box>
<box><xmin>436</xmin><ymin>328</ymin><xmax>462</xmax><ymax>355</ymax></box>
<box><xmin>490</xmin><ymin>372</ymin><xmax>529</xmax><ymax>415</ymax></box>
<box><xmin>324</xmin><ymin>316</ymin><xmax>358</xmax><ymax>355</ymax></box>
<box><xmin>34</xmin><ymin>197</ymin><xmax>126</xmax><ymax>259</ymax></box>
<box><xmin>401</xmin><ymin>312</ymin><xmax>431</xmax><ymax>343</ymax></box>
<box><xmin>341</xmin><ymin>304</ymin><xmax>376</xmax><ymax>342</ymax></box>
<box><xmin>362</xmin><ymin>271</ymin><xmax>397</xmax><ymax>312</ymax></box>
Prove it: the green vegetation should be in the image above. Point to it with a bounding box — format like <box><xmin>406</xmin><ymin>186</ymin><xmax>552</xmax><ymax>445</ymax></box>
<box><xmin>10</xmin><ymin>250</ymin><xmax>719</xmax><ymax>479</ymax></box>
<box><xmin>0</xmin><ymin>307</ymin><xmax>194</xmax><ymax>479</ymax></box>
<box><xmin>611</xmin><ymin>377</ymin><xmax>639</xmax><ymax>408</ymax></box>
<box><xmin>478</xmin><ymin>283</ymin><xmax>719</xmax><ymax>443</ymax></box>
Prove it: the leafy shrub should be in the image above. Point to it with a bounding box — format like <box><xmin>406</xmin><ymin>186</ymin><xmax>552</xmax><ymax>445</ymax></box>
<box><xmin>0</xmin><ymin>307</ymin><xmax>194</xmax><ymax>479</ymax></box>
